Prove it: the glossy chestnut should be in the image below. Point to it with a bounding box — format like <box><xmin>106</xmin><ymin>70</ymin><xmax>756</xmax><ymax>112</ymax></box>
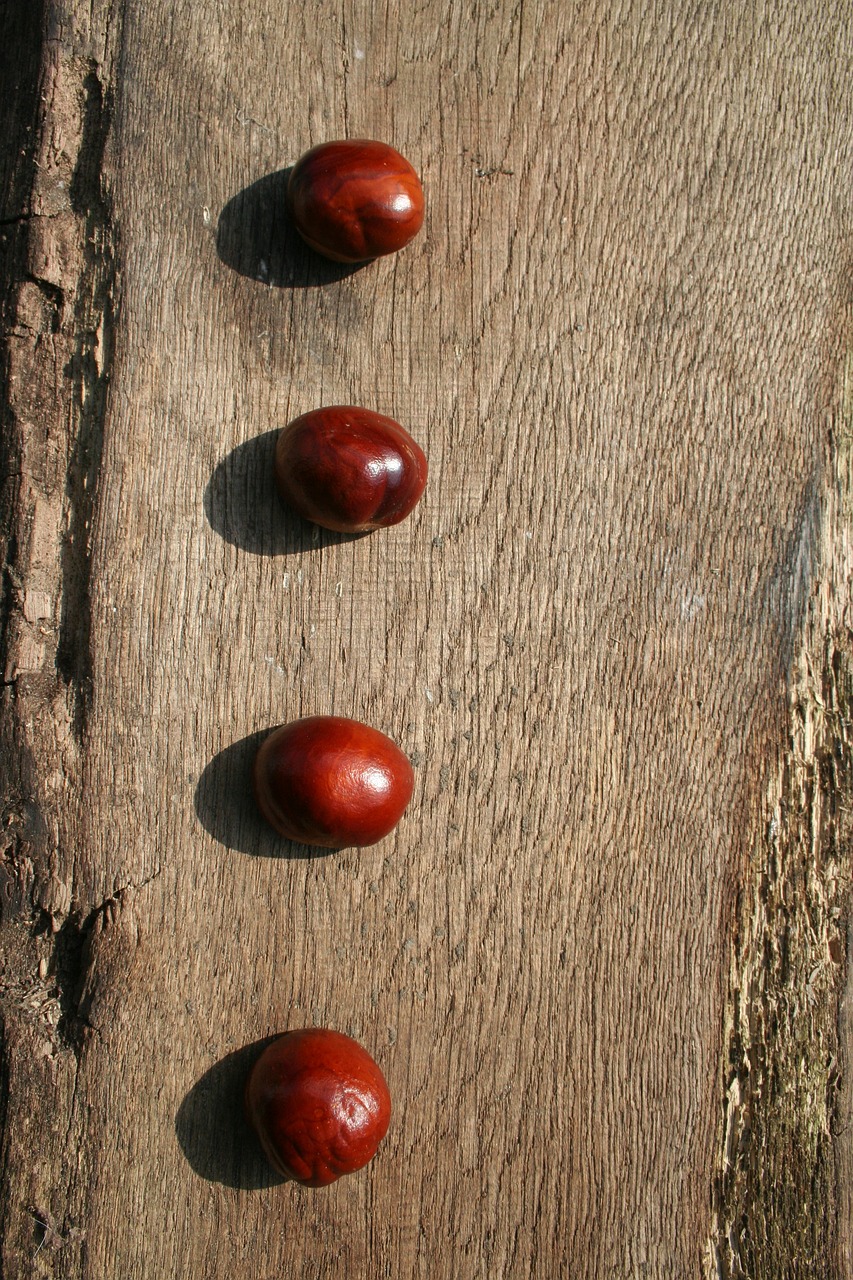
<box><xmin>274</xmin><ymin>406</ymin><xmax>428</xmax><ymax>533</ymax></box>
<box><xmin>287</xmin><ymin>139</ymin><xmax>424</xmax><ymax>263</ymax></box>
<box><xmin>253</xmin><ymin>715</ymin><xmax>414</xmax><ymax>848</ymax></box>
<box><xmin>246</xmin><ymin>1028</ymin><xmax>392</xmax><ymax>1187</ymax></box>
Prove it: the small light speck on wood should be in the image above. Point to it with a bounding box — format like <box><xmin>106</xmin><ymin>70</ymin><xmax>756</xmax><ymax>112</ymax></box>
<box><xmin>1</xmin><ymin>2</ymin><xmax>853</xmax><ymax>1278</ymax></box>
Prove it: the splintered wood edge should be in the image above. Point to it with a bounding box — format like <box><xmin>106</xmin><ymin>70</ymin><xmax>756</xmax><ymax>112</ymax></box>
<box><xmin>709</xmin><ymin>348</ymin><xmax>853</xmax><ymax>1278</ymax></box>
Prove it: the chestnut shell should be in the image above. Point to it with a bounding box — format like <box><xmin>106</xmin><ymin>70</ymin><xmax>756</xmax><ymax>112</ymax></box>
<box><xmin>287</xmin><ymin>139</ymin><xmax>424</xmax><ymax>263</ymax></box>
<box><xmin>274</xmin><ymin>406</ymin><xmax>428</xmax><ymax>533</ymax></box>
<box><xmin>253</xmin><ymin>715</ymin><xmax>414</xmax><ymax>848</ymax></box>
<box><xmin>246</xmin><ymin>1028</ymin><xmax>392</xmax><ymax>1187</ymax></box>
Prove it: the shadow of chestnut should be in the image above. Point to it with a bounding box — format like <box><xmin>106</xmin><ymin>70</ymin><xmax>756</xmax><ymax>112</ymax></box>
<box><xmin>175</xmin><ymin>1038</ymin><xmax>285</xmax><ymax>1189</ymax></box>
<box><xmin>194</xmin><ymin>731</ymin><xmax>334</xmax><ymax>860</ymax></box>
<box><xmin>216</xmin><ymin>168</ymin><xmax>366</xmax><ymax>288</ymax></box>
<box><xmin>204</xmin><ymin>430</ymin><xmax>368</xmax><ymax>556</ymax></box>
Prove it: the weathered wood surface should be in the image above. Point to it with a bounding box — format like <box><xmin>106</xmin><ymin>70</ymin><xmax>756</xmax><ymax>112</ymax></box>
<box><xmin>1</xmin><ymin>1</ymin><xmax>852</xmax><ymax>1276</ymax></box>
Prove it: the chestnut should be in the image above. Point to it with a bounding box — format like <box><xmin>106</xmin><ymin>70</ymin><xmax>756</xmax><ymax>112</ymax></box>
<box><xmin>253</xmin><ymin>715</ymin><xmax>414</xmax><ymax>848</ymax></box>
<box><xmin>246</xmin><ymin>1028</ymin><xmax>392</xmax><ymax>1187</ymax></box>
<box><xmin>274</xmin><ymin>406</ymin><xmax>428</xmax><ymax>533</ymax></box>
<box><xmin>287</xmin><ymin>139</ymin><xmax>424</xmax><ymax>263</ymax></box>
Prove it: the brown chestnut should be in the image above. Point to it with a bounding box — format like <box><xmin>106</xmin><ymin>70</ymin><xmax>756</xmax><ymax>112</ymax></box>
<box><xmin>274</xmin><ymin>406</ymin><xmax>428</xmax><ymax>533</ymax></box>
<box><xmin>253</xmin><ymin>715</ymin><xmax>414</xmax><ymax>848</ymax></box>
<box><xmin>287</xmin><ymin>139</ymin><xmax>424</xmax><ymax>263</ymax></box>
<box><xmin>246</xmin><ymin>1028</ymin><xmax>392</xmax><ymax>1187</ymax></box>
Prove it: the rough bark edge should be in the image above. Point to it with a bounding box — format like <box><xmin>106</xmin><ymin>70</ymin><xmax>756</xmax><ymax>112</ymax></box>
<box><xmin>0</xmin><ymin>2</ymin><xmax>122</xmax><ymax>1275</ymax></box>
<box><xmin>709</xmin><ymin>351</ymin><xmax>853</xmax><ymax>1278</ymax></box>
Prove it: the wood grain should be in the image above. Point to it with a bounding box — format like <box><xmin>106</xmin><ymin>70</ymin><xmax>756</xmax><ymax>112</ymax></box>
<box><xmin>1</xmin><ymin>1</ymin><xmax>852</xmax><ymax>1277</ymax></box>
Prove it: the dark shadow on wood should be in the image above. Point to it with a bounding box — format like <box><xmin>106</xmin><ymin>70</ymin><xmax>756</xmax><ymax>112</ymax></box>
<box><xmin>0</xmin><ymin>0</ymin><xmax>45</xmax><ymax>262</ymax></box>
<box><xmin>175</xmin><ymin>1038</ymin><xmax>286</xmax><ymax>1189</ymax></box>
<box><xmin>216</xmin><ymin>168</ymin><xmax>367</xmax><ymax>289</ymax></box>
<box><xmin>203</xmin><ymin>429</ymin><xmax>369</xmax><ymax>556</ymax></box>
<box><xmin>194</xmin><ymin>730</ymin><xmax>337</xmax><ymax>860</ymax></box>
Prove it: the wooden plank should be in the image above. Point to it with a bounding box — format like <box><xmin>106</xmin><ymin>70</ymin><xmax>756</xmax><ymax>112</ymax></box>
<box><xmin>1</xmin><ymin>1</ymin><xmax>852</xmax><ymax>1276</ymax></box>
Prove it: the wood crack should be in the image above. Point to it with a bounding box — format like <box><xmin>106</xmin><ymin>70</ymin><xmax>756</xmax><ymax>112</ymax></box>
<box><xmin>54</xmin><ymin>59</ymin><xmax>119</xmax><ymax>741</ymax></box>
